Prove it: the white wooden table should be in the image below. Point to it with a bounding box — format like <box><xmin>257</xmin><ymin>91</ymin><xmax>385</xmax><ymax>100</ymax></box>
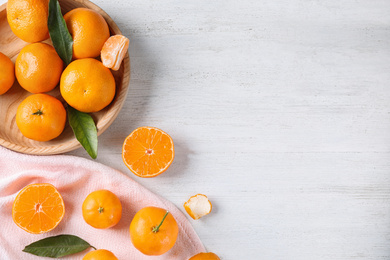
<box><xmin>4</xmin><ymin>0</ymin><xmax>390</xmax><ymax>259</ymax></box>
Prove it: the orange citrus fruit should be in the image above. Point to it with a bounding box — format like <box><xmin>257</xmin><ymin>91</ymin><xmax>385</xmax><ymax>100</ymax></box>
<box><xmin>0</xmin><ymin>52</ymin><xmax>15</xmax><ymax>95</ymax></box>
<box><xmin>189</xmin><ymin>252</ymin><xmax>221</xmax><ymax>260</ymax></box>
<box><xmin>101</xmin><ymin>35</ymin><xmax>129</xmax><ymax>71</ymax></box>
<box><xmin>12</xmin><ymin>183</ymin><xmax>65</xmax><ymax>234</ymax></box>
<box><xmin>60</xmin><ymin>58</ymin><xmax>116</xmax><ymax>113</ymax></box>
<box><xmin>83</xmin><ymin>249</ymin><xmax>118</xmax><ymax>260</ymax></box>
<box><xmin>82</xmin><ymin>190</ymin><xmax>122</xmax><ymax>229</ymax></box>
<box><xmin>129</xmin><ymin>207</ymin><xmax>178</xmax><ymax>256</ymax></box>
<box><xmin>122</xmin><ymin>127</ymin><xmax>175</xmax><ymax>178</ymax></box>
<box><xmin>7</xmin><ymin>0</ymin><xmax>49</xmax><ymax>43</ymax></box>
<box><xmin>15</xmin><ymin>43</ymin><xmax>63</xmax><ymax>93</ymax></box>
<box><xmin>16</xmin><ymin>94</ymin><xmax>66</xmax><ymax>141</ymax></box>
<box><xmin>184</xmin><ymin>194</ymin><xmax>212</xmax><ymax>220</ymax></box>
<box><xmin>64</xmin><ymin>8</ymin><xmax>110</xmax><ymax>59</ymax></box>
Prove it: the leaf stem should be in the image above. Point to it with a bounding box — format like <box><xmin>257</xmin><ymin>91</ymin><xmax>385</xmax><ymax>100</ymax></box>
<box><xmin>152</xmin><ymin>211</ymin><xmax>169</xmax><ymax>233</ymax></box>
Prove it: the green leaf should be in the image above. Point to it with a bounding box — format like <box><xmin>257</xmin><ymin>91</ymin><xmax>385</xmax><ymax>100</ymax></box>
<box><xmin>67</xmin><ymin>106</ymin><xmax>98</xmax><ymax>159</ymax></box>
<box><xmin>23</xmin><ymin>234</ymin><xmax>94</xmax><ymax>258</ymax></box>
<box><xmin>48</xmin><ymin>0</ymin><xmax>73</xmax><ymax>66</ymax></box>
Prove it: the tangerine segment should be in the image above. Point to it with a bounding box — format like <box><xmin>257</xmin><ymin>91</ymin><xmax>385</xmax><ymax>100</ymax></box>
<box><xmin>189</xmin><ymin>252</ymin><xmax>221</xmax><ymax>260</ymax></box>
<box><xmin>101</xmin><ymin>35</ymin><xmax>129</xmax><ymax>71</ymax></box>
<box><xmin>184</xmin><ymin>194</ymin><xmax>212</xmax><ymax>220</ymax></box>
<box><xmin>122</xmin><ymin>127</ymin><xmax>174</xmax><ymax>178</ymax></box>
<box><xmin>0</xmin><ymin>52</ymin><xmax>15</xmax><ymax>95</ymax></box>
<box><xmin>12</xmin><ymin>183</ymin><xmax>65</xmax><ymax>234</ymax></box>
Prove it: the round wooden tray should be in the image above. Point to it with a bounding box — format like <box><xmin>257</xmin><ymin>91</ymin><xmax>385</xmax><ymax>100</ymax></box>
<box><xmin>0</xmin><ymin>0</ymin><xmax>130</xmax><ymax>155</ymax></box>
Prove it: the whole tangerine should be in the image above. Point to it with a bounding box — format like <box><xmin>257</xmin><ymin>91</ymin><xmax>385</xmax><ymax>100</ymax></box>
<box><xmin>64</xmin><ymin>8</ymin><xmax>110</xmax><ymax>59</ymax></box>
<box><xmin>7</xmin><ymin>0</ymin><xmax>49</xmax><ymax>42</ymax></box>
<box><xmin>16</xmin><ymin>94</ymin><xmax>66</xmax><ymax>141</ymax></box>
<box><xmin>82</xmin><ymin>249</ymin><xmax>118</xmax><ymax>260</ymax></box>
<box><xmin>0</xmin><ymin>52</ymin><xmax>15</xmax><ymax>95</ymax></box>
<box><xmin>15</xmin><ymin>43</ymin><xmax>63</xmax><ymax>94</ymax></box>
<box><xmin>129</xmin><ymin>206</ymin><xmax>178</xmax><ymax>256</ymax></box>
<box><xmin>82</xmin><ymin>190</ymin><xmax>122</xmax><ymax>229</ymax></box>
<box><xmin>189</xmin><ymin>252</ymin><xmax>221</xmax><ymax>260</ymax></box>
<box><xmin>60</xmin><ymin>58</ymin><xmax>115</xmax><ymax>113</ymax></box>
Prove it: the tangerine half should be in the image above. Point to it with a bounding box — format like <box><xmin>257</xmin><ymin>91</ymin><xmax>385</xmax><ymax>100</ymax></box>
<box><xmin>122</xmin><ymin>127</ymin><xmax>175</xmax><ymax>178</ymax></box>
<box><xmin>12</xmin><ymin>183</ymin><xmax>65</xmax><ymax>234</ymax></box>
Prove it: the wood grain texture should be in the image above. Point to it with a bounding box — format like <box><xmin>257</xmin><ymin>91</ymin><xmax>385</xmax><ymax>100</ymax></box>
<box><xmin>0</xmin><ymin>0</ymin><xmax>130</xmax><ymax>155</ymax></box>
<box><xmin>2</xmin><ymin>0</ymin><xmax>390</xmax><ymax>259</ymax></box>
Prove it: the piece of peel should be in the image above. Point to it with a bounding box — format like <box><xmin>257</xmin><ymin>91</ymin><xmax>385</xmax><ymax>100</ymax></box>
<box><xmin>184</xmin><ymin>194</ymin><xmax>212</xmax><ymax>220</ymax></box>
<box><xmin>101</xmin><ymin>35</ymin><xmax>129</xmax><ymax>71</ymax></box>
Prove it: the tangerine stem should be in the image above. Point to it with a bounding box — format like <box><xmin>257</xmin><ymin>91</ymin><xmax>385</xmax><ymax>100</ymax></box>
<box><xmin>98</xmin><ymin>207</ymin><xmax>104</xmax><ymax>213</ymax></box>
<box><xmin>90</xmin><ymin>245</ymin><xmax>97</xmax><ymax>250</ymax></box>
<box><xmin>32</xmin><ymin>109</ymin><xmax>43</xmax><ymax>115</ymax></box>
<box><xmin>152</xmin><ymin>211</ymin><xmax>169</xmax><ymax>233</ymax></box>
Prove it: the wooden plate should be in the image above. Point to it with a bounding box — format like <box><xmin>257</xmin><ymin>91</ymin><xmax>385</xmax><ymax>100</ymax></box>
<box><xmin>0</xmin><ymin>0</ymin><xmax>130</xmax><ymax>155</ymax></box>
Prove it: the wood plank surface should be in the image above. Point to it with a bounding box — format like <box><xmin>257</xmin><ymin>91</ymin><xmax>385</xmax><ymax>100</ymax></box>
<box><xmin>2</xmin><ymin>0</ymin><xmax>390</xmax><ymax>259</ymax></box>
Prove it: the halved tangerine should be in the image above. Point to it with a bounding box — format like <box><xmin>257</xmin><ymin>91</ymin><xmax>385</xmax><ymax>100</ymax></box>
<box><xmin>12</xmin><ymin>183</ymin><xmax>65</xmax><ymax>234</ymax></box>
<box><xmin>122</xmin><ymin>126</ymin><xmax>174</xmax><ymax>178</ymax></box>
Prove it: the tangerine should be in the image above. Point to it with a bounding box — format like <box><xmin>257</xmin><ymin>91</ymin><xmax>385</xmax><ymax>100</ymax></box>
<box><xmin>189</xmin><ymin>252</ymin><xmax>221</xmax><ymax>260</ymax></box>
<box><xmin>60</xmin><ymin>58</ymin><xmax>116</xmax><ymax>113</ymax></box>
<box><xmin>129</xmin><ymin>206</ymin><xmax>178</xmax><ymax>256</ymax></box>
<box><xmin>16</xmin><ymin>94</ymin><xmax>66</xmax><ymax>141</ymax></box>
<box><xmin>122</xmin><ymin>127</ymin><xmax>175</xmax><ymax>178</ymax></box>
<box><xmin>82</xmin><ymin>190</ymin><xmax>122</xmax><ymax>229</ymax></box>
<box><xmin>12</xmin><ymin>183</ymin><xmax>65</xmax><ymax>234</ymax></box>
<box><xmin>82</xmin><ymin>249</ymin><xmax>118</xmax><ymax>260</ymax></box>
<box><xmin>64</xmin><ymin>8</ymin><xmax>110</xmax><ymax>59</ymax></box>
<box><xmin>7</xmin><ymin>0</ymin><xmax>49</xmax><ymax>42</ymax></box>
<box><xmin>0</xmin><ymin>52</ymin><xmax>15</xmax><ymax>95</ymax></box>
<box><xmin>15</xmin><ymin>43</ymin><xmax>63</xmax><ymax>93</ymax></box>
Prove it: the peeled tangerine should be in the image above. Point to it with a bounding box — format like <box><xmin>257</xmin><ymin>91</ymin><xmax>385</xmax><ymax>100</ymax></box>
<box><xmin>101</xmin><ymin>35</ymin><xmax>129</xmax><ymax>71</ymax></box>
<box><xmin>184</xmin><ymin>194</ymin><xmax>212</xmax><ymax>220</ymax></box>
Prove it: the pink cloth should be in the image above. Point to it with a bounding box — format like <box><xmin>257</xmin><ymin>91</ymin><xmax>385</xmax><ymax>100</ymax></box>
<box><xmin>0</xmin><ymin>146</ymin><xmax>205</xmax><ymax>259</ymax></box>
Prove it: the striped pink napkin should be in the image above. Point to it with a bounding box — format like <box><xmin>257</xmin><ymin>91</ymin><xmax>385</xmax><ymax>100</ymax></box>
<box><xmin>0</xmin><ymin>146</ymin><xmax>205</xmax><ymax>259</ymax></box>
